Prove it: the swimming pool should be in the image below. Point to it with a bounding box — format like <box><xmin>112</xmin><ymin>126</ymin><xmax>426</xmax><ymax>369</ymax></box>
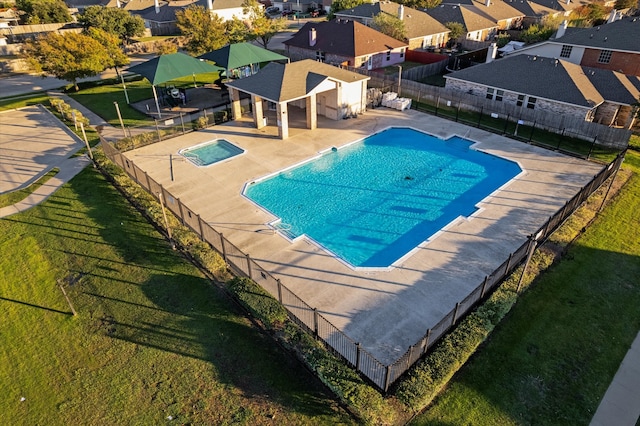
<box><xmin>244</xmin><ymin>127</ymin><xmax>522</xmax><ymax>268</ymax></box>
<box><xmin>179</xmin><ymin>139</ymin><xmax>244</xmax><ymax>166</ymax></box>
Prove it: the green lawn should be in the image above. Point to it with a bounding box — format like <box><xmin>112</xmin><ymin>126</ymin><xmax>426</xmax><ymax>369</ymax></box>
<box><xmin>0</xmin><ymin>167</ymin><xmax>352</xmax><ymax>425</ymax></box>
<box><xmin>412</xmin><ymin>149</ymin><xmax>640</xmax><ymax>425</ymax></box>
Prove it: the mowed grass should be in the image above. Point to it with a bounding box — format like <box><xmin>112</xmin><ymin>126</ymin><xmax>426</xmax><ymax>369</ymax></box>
<box><xmin>412</xmin><ymin>150</ymin><xmax>640</xmax><ymax>425</ymax></box>
<box><xmin>0</xmin><ymin>167</ymin><xmax>352</xmax><ymax>425</ymax></box>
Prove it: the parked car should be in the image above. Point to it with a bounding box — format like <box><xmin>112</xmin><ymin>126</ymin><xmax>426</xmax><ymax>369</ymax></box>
<box><xmin>310</xmin><ymin>8</ymin><xmax>326</xmax><ymax>17</ymax></box>
<box><xmin>281</xmin><ymin>9</ymin><xmax>295</xmax><ymax>16</ymax></box>
<box><xmin>265</xmin><ymin>6</ymin><xmax>280</xmax><ymax>16</ymax></box>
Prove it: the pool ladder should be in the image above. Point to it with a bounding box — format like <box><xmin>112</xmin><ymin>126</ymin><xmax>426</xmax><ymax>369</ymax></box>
<box><xmin>182</xmin><ymin>151</ymin><xmax>204</xmax><ymax>166</ymax></box>
<box><xmin>273</xmin><ymin>222</ymin><xmax>296</xmax><ymax>240</ymax></box>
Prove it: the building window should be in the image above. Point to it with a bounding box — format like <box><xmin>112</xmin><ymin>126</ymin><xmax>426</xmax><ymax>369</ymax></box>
<box><xmin>560</xmin><ymin>45</ymin><xmax>572</xmax><ymax>58</ymax></box>
<box><xmin>598</xmin><ymin>49</ymin><xmax>612</xmax><ymax>63</ymax></box>
<box><xmin>516</xmin><ymin>94</ymin><xmax>525</xmax><ymax>106</ymax></box>
<box><xmin>526</xmin><ymin>96</ymin><xmax>537</xmax><ymax>109</ymax></box>
<box><xmin>316</xmin><ymin>51</ymin><xmax>325</xmax><ymax>62</ymax></box>
<box><xmin>486</xmin><ymin>88</ymin><xmax>494</xmax><ymax>99</ymax></box>
<box><xmin>486</xmin><ymin>88</ymin><xmax>504</xmax><ymax>101</ymax></box>
<box><xmin>400</xmin><ymin>49</ymin><xmax>404</xmax><ymax>58</ymax></box>
<box><xmin>387</xmin><ymin>50</ymin><xmax>391</xmax><ymax>61</ymax></box>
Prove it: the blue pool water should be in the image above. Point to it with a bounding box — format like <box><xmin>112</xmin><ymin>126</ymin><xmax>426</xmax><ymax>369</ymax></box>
<box><xmin>180</xmin><ymin>139</ymin><xmax>244</xmax><ymax>166</ymax></box>
<box><xmin>244</xmin><ymin>127</ymin><xmax>521</xmax><ymax>268</ymax></box>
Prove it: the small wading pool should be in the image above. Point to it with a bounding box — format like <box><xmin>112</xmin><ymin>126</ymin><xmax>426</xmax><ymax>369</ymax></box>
<box><xmin>179</xmin><ymin>139</ymin><xmax>244</xmax><ymax>166</ymax></box>
<box><xmin>244</xmin><ymin>127</ymin><xmax>522</xmax><ymax>269</ymax></box>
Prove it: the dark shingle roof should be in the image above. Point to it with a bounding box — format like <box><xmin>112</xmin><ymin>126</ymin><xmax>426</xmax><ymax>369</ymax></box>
<box><xmin>553</xmin><ymin>16</ymin><xmax>640</xmax><ymax>53</ymax></box>
<box><xmin>284</xmin><ymin>20</ymin><xmax>407</xmax><ymax>57</ymax></box>
<box><xmin>445</xmin><ymin>55</ymin><xmax>605</xmax><ymax>107</ymax></box>
<box><xmin>335</xmin><ymin>2</ymin><xmax>449</xmax><ymax>40</ymax></box>
<box><xmin>583</xmin><ymin>67</ymin><xmax>640</xmax><ymax>104</ymax></box>
<box><xmin>225</xmin><ymin>59</ymin><xmax>369</xmax><ymax>102</ymax></box>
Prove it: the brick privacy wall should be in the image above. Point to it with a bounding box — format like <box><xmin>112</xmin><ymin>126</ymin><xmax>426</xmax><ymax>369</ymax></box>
<box><xmin>580</xmin><ymin>49</ymin><xmax>640</xmax><ymax>77</ymax></box>
<box><xmin>445</xmin><ymin>79</ymin><xmax>592</xmax><ymax>121</ymax></box>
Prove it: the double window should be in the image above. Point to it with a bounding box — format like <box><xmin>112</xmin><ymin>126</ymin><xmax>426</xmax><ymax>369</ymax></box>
<box><xmin>516</xmin><ymin>94</ymin><xmax>536</xmax><ymax>109</ymax></box>
<box><xmin>315</xmin><ymin>51</ymin><xmax>325</xmax><ymax>62</ymax></box>
<box><xmin>486</xmin><ymin>88</ymin><xmax>504</xmax><ymax>101</ymax></box>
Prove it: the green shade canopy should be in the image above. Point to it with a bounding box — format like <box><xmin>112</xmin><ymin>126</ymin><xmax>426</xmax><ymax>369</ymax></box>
<box><xmin>198</xmin><ymin>42</ymin><xmax>288</xmax><ymax>72</ymax></box>
<box><xmin>127</xmin><ymin>52</ymin><xmax>224</xmax><ymax>85</ymax></box>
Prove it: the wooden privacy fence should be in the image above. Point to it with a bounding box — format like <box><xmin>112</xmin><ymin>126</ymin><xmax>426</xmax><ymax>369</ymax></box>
<box><xmin>101</xmin><ymin>137</ymin><xmax>625</xmax><ymax>392</ymax></box>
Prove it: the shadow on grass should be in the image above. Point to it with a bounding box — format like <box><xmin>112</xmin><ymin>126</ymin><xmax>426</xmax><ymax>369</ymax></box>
<box><xmin>0</xmin><ymin>296</ymin><xmax>73</xmax><ymax>316</ymax></box>
<box><xmin>56</xmin><ymin>167</ymin><xmax>344</xmax><ymax>420</ymax></box>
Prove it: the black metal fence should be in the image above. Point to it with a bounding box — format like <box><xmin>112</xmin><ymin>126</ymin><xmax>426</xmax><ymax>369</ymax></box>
<box><xmin>346</xmin><ymin>71</ymin><xmax>631</xmax><ymax>152</ymax></box>
<box><xmin>100</xmin><ymin>131</ymin><xmax>626</xmax><ymax>392</ymax></box>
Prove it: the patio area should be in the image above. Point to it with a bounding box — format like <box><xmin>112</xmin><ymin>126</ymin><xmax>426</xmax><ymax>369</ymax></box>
<box><xmin>123</xmin><ymin>107</ymin><xmax>604</xmax><ymax>364</ymax></box>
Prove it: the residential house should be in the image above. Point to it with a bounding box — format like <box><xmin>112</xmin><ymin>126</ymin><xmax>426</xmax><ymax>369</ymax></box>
<box><xmin>125</xmin><ymin>0</ymin><xmax>247</xmax><ymax>36</ymax></box>
<box><xmin>334</xmin><ymin>1</ymin><xmax>450</xmax><ymax>50</ymax></box>
<box><xmin>225</xmin><ymin>59</ymin><xmax>371</xmax><ymax>139</ymax></box>
<box><xmin>271</xmin><ymin>0</ymin><xmax>315</xmax><ymax>14</ymax></box>
<box><xmin>442</xmin><ymin>0</ymin><xmax>525</xmax><ymax>31</ymax></box>
<box><xmin>503</xmin><ymin>0</ymin><xmax>590</xmax><ymax>25</ymax></box>
<box><xmin>508</xmin><ymin>16</ymin><xmax>640</xmax><ymax>77</ymax></box>
<box><xmin>444</xmin><ymin>54</ymin><xmax>639</xmax><ymax>128</ymax></box>
<box><xmin>283</xmin><ymin>19</ymin><xmax>408</xmax><ymax>69</ymax></box>
<box><xmin>425</xmin><ymin>4</ymin><xmax>496</xmax><ymax>46</ymax></box>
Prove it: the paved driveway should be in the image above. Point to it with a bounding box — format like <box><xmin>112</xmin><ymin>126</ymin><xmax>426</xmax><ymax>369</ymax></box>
<box><xmin>0</xmin><ymin>105</ymin><xmax>84</xmax><ymax>194</ymax></box>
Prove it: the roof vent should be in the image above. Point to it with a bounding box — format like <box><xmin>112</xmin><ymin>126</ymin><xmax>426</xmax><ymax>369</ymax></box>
<box><xmin>604</xmin><ymin>36</ymin><xmax>607</xmax><ymax>41</ymax></box>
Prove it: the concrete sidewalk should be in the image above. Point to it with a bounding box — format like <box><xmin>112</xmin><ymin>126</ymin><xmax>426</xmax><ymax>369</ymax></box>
<box><xmin>591</xmin><ymin>331</ymin><xmax>640</xmax><ymax>426</ymax></box>
<box><xmin>0</xmin><ymin>156</ymin><xmax>91</xmax><ymax>218</ymax></box>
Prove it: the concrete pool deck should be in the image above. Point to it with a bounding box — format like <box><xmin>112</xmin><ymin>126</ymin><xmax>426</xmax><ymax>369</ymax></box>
<box><xmin>126</xmin><ymin>107</ymin><xmax>604</xmax><ymax>364</ymax></box>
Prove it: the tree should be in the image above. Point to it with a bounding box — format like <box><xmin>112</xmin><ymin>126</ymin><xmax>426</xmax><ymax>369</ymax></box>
<box><xmin>16</xmin><ymin>0</ymin><xmax>71</xmax><ymax>24</ymax></box>
<box><xmin>78</xmin><ymin>6</ymin><xmax>145</xmax><ymax>43</ymax></box>
<box><xmin>22</xmin><ymin>32</ymin><xmax>111</xmax><ymax>91</ymax></box>
<box><xmin>520</xmin><ymin>24</ymin><xmax>554</xmax><ymax>43</ymax></box>
<box><xmin>372</xmin><ymin>13</ymin><xmax>406</xmax><ymax>41</ymax></box>
<box><xmin>405</xmin><ymin>0</ymin><xmax>442</xmax><ymax>9</ymax></box>
<box><xmin>614</xmin><ymin>0</ymin><xmax>636</xmax><ymax>9</ymax></box>
<box><xmin>445</xmin><ymin>21</ymin><xmax>465</xmax><ymax>42</ymax></box>
<box><xmin>176</xmin><ymin>5</ymin><xmax>229</xmax><ymax>55</ymax></box>
<box><xmin>329</xmin><ymin>0</ymin><xmax>369</xmax><ymax>18</ymax></box>
<box><xmin>84</xmin><ymin>27</ymin><xmax>130</xmax><ymax>76</ymax></box>
<box><xmin>241</xmin><ymin>0</ymin><xmax>288</xmax><ymax>49</ymax></box>
<box><xmin>225</xmin><ymin>16</ymin><xmax>251</xmax><ymax>45</ymax></box>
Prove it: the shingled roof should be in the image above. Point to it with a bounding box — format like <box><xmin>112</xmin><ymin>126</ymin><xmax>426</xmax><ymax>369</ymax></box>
<box><xmin>583</xmin><ymin>67</ymin><xmax>640</xmax><ymax>105</ymax></box>
<box><xmin>284</xmin><ymin>19</ymin><xmax>408</xmax><ymax>57</ymax></box>
<box><xmin>424</xmin><ymin>4</ymin><xmax>498</xmax><ymax>32</ymax></box>
<box><xmin>551</xmin><ymin>16</ymin><xmax>640</xmax><ymax>53</ymax></box>
<box><xmin>335</xmin><ymin>2</ymin><xmax>449</xmax><ymax>40</ymax></box>
<box><xmin>224</xmin><ymin>59</ymin><xmax>369</xmax><ymax>103</ymax></box>
<box><xmin>444</xmin><ymin>0</ymin><xmax>525</xmax><ymax>22</ymax></box>
<box><xmin>445</xmin><ymin>55</ymin><xmax>605</xmax><ymax>107</ymax></box>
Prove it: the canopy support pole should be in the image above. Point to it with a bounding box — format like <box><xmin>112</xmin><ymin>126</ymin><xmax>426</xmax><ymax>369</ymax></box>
<box><xmin>152</xmin><ymin>85</ymin><xmax>162</xmax><ymax>119</ymax></box>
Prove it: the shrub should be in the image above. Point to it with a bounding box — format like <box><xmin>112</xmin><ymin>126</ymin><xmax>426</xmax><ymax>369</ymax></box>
<box><xmin>226</xmin><ymin>277</ymin><xmax>288</xmax><ymax>329</ymax></box>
